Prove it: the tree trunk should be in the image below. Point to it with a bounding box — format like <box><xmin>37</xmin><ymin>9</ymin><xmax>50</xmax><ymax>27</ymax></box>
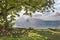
<box><xmin>2</xmin><ymin>0</ymin><xmax>8</xmax><ymax>29</ymax></box>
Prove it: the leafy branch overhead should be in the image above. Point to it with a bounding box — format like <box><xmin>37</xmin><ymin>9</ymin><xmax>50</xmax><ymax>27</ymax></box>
<box><xmin>0</xmin><ymin>0</ymin><xmax>55</xmax><ymax>28</ymax></box>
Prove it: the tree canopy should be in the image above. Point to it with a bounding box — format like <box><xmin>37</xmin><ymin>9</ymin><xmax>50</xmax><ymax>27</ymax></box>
<box><xmin>0</xmin><ymin>0</ymin><xmax>55</xmax><ymax>28</ymax></box>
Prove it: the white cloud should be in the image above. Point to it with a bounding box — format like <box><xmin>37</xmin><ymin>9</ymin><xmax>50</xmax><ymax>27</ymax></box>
<box><xmin>55</xmin><ymin>0</ymin><xmax>60</xmax><ymax>4</ymax></box>
<box><xmin>54</xmin><ymin>0</ymin><xmax>60</xmax><ymax>10</ymax></box>
<box><xmin>32</xmin><ymin>11</ymin><xmax>60</xmax><ymax>21</ymax></box>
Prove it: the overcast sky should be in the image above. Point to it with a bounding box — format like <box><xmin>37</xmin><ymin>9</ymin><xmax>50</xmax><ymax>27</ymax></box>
<box><xmin>15</xmin><ymin>0</ymin><xmax>60</xmax><ymax>20</ymax></box>
<box><xmin>7</xmin><ymin>0</ymin><xmax>60</xmax><ymax>21</ymax></box>
<box><xmin>55</xmin><ymin>0</ymin><xmax>60</xmax><ymax>11</ymax></box>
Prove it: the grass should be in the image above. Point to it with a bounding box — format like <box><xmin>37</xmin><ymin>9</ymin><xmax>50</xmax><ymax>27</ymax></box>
<box><xmin>0</xmin><ymin>28</ymin><xmax>60</xmax><ymax>40</ymax></box>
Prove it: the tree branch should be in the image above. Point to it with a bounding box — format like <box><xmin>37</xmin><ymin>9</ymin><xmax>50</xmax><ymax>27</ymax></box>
<box><xmin>0</xmin><ymin>0</ymin><xmax>2</xmax><ymax>2</ymax></box>
<box><xmin>6</xmin><ymin>6</ymin><xmax>15</xmax><ymax>12</ymax></box>
<box><xmin>0</xmin><ymin>13</ymin><xmax>3</xmax><ymax>16</ymax></box>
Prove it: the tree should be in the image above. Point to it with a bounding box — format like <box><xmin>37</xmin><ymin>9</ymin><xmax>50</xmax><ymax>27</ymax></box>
<box><xmin>23</xmin><ymin>0</ymin><xmax>55</xmax><ymax>15</ymax></box>
<box><xmin>0</xmin><ymin>0</ymin><xmax>55</xmax><ymax>29</ymax></box>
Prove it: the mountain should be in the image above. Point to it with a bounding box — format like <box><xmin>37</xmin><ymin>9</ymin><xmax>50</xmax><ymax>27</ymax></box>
<box><xmin>14</xmin><ymin>17</ymin><xmax>60</xmax><ymax>29</ymax></box>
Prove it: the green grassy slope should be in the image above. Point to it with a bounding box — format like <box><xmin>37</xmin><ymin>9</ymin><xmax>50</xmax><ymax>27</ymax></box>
<box><xmin>0</xmin><ymin>29</ymin><xmax>60</xmax><ymax>40</ymax></box>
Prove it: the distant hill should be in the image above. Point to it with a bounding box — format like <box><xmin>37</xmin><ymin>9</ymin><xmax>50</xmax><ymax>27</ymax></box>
<box><xmin>14</xmin><ymin>17</ymin><xmax>60</xmax><ymax>29</ymax></box>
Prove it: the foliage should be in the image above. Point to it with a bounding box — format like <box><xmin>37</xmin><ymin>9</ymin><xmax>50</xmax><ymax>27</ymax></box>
<box><xmin>0</xmin><ymin>29</ymin><xmax>60</xmax><ymax>40</ymax></box>
<box><xmin>0</xmin><ymin>0</ymin><xmax>55</xmax><ymax>28</ymax></box>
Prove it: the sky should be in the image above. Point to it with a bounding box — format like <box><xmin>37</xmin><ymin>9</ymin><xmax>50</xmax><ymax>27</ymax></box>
<box><xmin>15</xmin><ymin>0</ymin><xmax>60</xmax><ymax>20</ymax></box>
<box><xmin>54</xmin><ymin>0</ymin><xmax>60</xmax><ymax>11</ymax></box>
<box><xmin>14</xmin><ymin>0</ymin><xmax>60</xmax><ymax>29</ymax></box>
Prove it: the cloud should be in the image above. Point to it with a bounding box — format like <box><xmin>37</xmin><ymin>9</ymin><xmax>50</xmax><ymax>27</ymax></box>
<box><xmin>14</xmin><ymin>16</ymin><xmax>36</xmax><ymax>28</ymax></box>
<box><xmin>53</xmin><ymin>12</ymin><xmax>60</xmax><ymax>16</ymax></box>
<box><xmin>14</xmin><ymin>15</ymin><xmax>60</xmax><ymax>29</ymax></box>
<box><xmin>54</xmin><ymin>0</ymin><xmax>60</xmax><ymax>10</ymax></box>
<box><xmin>13</xmin><ymin>0</ymin><xmax>60</xmax><ymax>29</ymax></box>
<box><xmin>55</xmin><ymin>0</ymin><xmax>60</xmax><ymax>4</ymax></box>
<box><xmin>31</xmin><ymin>11</ymin><xmax>60</xmax><ymax>21</ymax></box>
